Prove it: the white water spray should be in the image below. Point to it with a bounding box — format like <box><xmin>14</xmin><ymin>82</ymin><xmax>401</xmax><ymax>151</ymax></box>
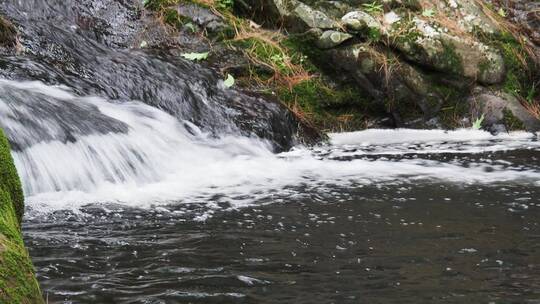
<box><xmin>1</xmin><ymin>80</ymin><xmax>539</xmax><ymax>213</ymax></box>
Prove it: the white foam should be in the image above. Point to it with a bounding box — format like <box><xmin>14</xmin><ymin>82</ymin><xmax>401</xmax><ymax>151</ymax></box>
<box><xmin>2</xmin><ymin>81</ymin><xmax>539</xmax><ymax>213</ymax></box>
<box><xmin>329</xmin><ymin>129</ymin><xmax>536</xmax><ymax>146</ymax></box>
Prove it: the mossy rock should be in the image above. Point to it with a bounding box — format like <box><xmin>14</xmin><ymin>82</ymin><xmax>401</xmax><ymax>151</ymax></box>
<box><xmin>0</xmin><ymin>16</ymin><xmax>17</xmax><ymax>48</ymax></box>
<box><xmin>0</xmin><ymin>129</ymin><xmax>43</xmax><ymax>303</ymax></box>
<box><xmin>0</xmin><ymin>130</ymin><xmax>23</xmax><ymax>223</ymax></box>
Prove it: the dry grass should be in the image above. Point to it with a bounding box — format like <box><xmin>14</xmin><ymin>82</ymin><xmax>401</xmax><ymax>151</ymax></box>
<box><xmin>286</xmin><ymin>96</ymin><xmax>317</xmax><ymax>128</ymax></box>
<box><xmin>228</xmin><ymin>15</ymin><xmax>313</xmax><ymax>89</ymax></box>
<box><xmin>474</xmin><ymin>0</ymin><xmax>538</xmax><ymax>65</ymax></box>
<box><xmin>362</xmin><ymin>46</ymin><xmax>402</xmax><ymax>90</ymax></box>
<box><xmin>523</xmin><ymin>101</ymin><xmax>540</xmax><ymax>120</ymax></box>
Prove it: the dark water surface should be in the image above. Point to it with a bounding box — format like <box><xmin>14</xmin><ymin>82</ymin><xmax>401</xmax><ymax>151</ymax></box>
<box><xmin>23</xmin><ymin>161</ymin><xmax>540</xmax><ymax>303</ymax></box>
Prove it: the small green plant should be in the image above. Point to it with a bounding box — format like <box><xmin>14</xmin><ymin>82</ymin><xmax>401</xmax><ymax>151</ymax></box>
<box><xmin>184</xmin><ymin>22</ymin><xmax>197</xmax><ymax>32</ymax></box>
<box><xmin>472</xmin><ymin>114</ymin><xmax>485</xmax><ymax>130</ymax></box>
<box><xmin>422</xmin><ymin>9</ymin><xmax>436</xmax><ymax>18</ymax></box>
<box><xmin>181</xmin><ymin>52</ymin><xmax>209</xmax><ymax>61</ymax></box>
<box><xmin>216</xmin><ymin>0</ymin><xmax>234</xmax><ymax>11</ymax></box>
<box><xmin>362</xmin><ymin>2</ymin><xmax>384</xmax><ymax>14</ymax></box>
<box><xmin>270</xmin><ymin>53</ymin><xmax>289</xmax><ymax>71</ymax></box>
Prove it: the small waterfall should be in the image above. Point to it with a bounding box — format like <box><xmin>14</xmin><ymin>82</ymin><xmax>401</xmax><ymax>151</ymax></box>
<box><xmin>0</xmin><ymin>79</ymin><xmax>275</xmax><ymax>203</ymax></box>
<box><xmin>2</xmin><ymin>79</ymin><xmax>540</xmax><ymax>214</ymax></box>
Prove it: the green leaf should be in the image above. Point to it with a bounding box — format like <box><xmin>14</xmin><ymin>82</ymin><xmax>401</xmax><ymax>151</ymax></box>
<box><xmin>223</xmin><ymin>74</ymin><xmax>235</xmax><ymax>88</ymax></box>
<box><xmin>362</xmin><ymin>2</ymin><xmax>383</xmax><ymax>14</ymax></box>
<box><xmin>497</xmin><ymin>8</ymin><xmax>506</xmax><ymax>17</ymax></box>
<box><xmin>181</xmin><ymin>52</ymin><xmax>209</xmax><ymax>61</ymax></box>
<box><xmin>422</xmin><ymin>9</ymin><xmax>435</xmax><ymax>18</ymax></box>
<box><xmin>472</xmin><ymin>114</ymin><xmax>485</xmax><ymax>130</ymax></box>
<box><xmin>184</xmin><ymin>22</ymin><xmax>197</xmax><ymax>33</ymax></box>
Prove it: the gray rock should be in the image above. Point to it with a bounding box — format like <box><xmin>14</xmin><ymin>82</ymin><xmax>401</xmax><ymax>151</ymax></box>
<box><xmin>469</xmin><ymin>88</ymin><xmax>540</xmax><ymax>132</ymax></box>
<box><xmin>176</xmin><ymin>3</ymin><xmax>227</xmax><ymax>32</ymax></box>
<box><xmin>341</xmin><ymin>11</ymin><xmax>382</xmax><ymax>34</ymax></box>
<box><xmin>317</xmin><ymin>30</ymin><xmax>353</xmax><ymax>49</ymax></box>
<box><xmin>390</xmin><ymin>17</ymin><xmax>506</xmax><ymax>85</ymax></box>
<box><xmin>272</xmin><ymin>0</ymin><xmax>340</xmax><ymax>31</ymax></box>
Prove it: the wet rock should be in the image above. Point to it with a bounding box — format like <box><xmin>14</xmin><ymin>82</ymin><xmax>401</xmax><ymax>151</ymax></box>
<box><xmin>469</xmin><ymin>88</ymin><xmax>540</xmax><ymax>132</ymax></box>
<box><xmin>0</xmin><ymin>0</ymin><xmax>322</xmax><ymax>151</ymax></box>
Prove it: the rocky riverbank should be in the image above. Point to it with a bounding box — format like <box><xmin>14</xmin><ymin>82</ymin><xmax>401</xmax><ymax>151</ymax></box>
<box><xmin>142</xmin><ymin>0</ymin><xmax>539</xmax><ymax>132</ymax></box>
<box><xmin>2</xmin><ymin>1</ymin><xmax>538</xmax><ymax>136</ymax></box>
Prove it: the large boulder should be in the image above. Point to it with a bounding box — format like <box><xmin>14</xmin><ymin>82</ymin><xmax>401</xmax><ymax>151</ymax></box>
<box><xmin>388</xmin><ymin>17</ymin><xmax>506</xmax><ymax>85</ymax></box>
<box><xmin>327</xmin><ymin>42</ymin><xmax>444</xmax><ymax>124</ymax></box>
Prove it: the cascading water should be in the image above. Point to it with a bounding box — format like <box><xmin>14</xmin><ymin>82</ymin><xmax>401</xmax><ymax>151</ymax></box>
<box><xmin>2</xmin><ymin>78</ymin><xmax>540</xmax><ymax>213</ymax></box>
<box><xmin>3</xmin><ymin>79</ymin><xmax>540</xmax><ymax>303</ymax></box>
<box><xmin>2</xmin><ymin>0</ymin><xmax>540</xmax><ymax>302</ymax></box>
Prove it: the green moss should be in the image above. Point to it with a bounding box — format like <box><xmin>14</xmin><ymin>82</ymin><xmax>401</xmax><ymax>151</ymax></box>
<box><xmin>432</xmin><ymin>83</ymin><xmax>469</xmax><ymax>128</ymax></box>
<box><xmin>144</xmin><ymin>0</ymin><xmax>178</xmax><ymax>11</ymax></box>
<box><xmin>367</xmin><ymin>27</ymin><xmax>382</xmax><ymax>42</ymax></box>
<box><xmin>392</xmin><ymin>18</ymin><xmax>421</xmax><ymax>46</ymax></box>
<box><xmin>497</xmin><ymin>34</ymin><xmax>527</xmax><ymax>93</ymax></box>
<box><xmin>503</xmin><ymin>109</ymin><xmax>525</xmax><ymax>131</ymax></box>
<box><xmin>163</xmin><ymin>8</ymin><xmax>191</xmax><ymax>29</ymax></box>
<box><xmin>0</xmin><ymin>130</ymin><xmax>23</xmax><ymax>223</ymax></box>
<box><xmin>476</xmin><ymin>30</ymin><xmax>537</xmax><ymax>103</ymax></box>
<box><xmin>229</xmin><ymin>29</ymin><xmax>379</xmax><ymax>130</ymax></box>
<box><xmin>215</xmin><ymin>0</ymin><xmax>234</xmax><ymax>11</ymax></box>
<box><xmin>276</xmin><ymin>79</ymin><xmax>373</xmax><ymax>131</ymax></box>
<box><xmin>439</xmin><ymin>41</ymin><xmax>463</xmax><ymax>76</ymax></box>
<box><xmin>0</xmin><ymin>129</ymin><xmax>43</xmax><ymax>303</ymax></box>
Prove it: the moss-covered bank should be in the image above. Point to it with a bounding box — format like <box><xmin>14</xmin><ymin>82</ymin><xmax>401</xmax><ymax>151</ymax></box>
<box><xmin>0</xmin><ymin>129</ymin><xmax>43</xmax><ymax>304</ymax></box>
<box><xmin>143</xmin><ymin>0</ymin><xmax>540</xmax><ymax>132</ymax></box>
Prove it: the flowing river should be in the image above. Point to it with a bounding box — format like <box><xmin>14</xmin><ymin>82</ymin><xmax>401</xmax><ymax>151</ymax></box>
<box><xmin>1</xmin><ymin>0</ymin><xmax>540</xmax><ymax>302</ymax></box>
<box><xmin>1</xmin><ymin>80</ymin><xmax>539</xmax><ymax>303</ymax></box>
